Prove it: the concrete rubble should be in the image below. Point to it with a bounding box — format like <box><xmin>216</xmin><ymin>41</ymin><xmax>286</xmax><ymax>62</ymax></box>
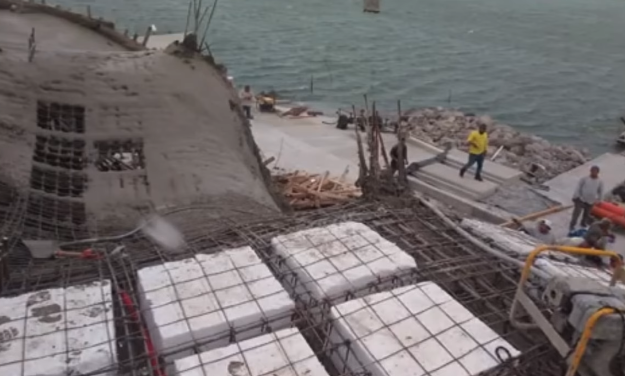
<box><xmin>406</xmin><ymin>107</ymin><xmax>591</xmax><ymax>182</ymax></box>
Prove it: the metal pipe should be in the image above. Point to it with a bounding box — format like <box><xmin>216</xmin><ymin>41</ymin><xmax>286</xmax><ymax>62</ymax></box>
<box><xmin>500</xmin><ymin>204</ymin><xmax>572</xmax><ymax>228</ymax></box>
<box><xmin>490</xmin><ymin>145</ymin><xmax>504</xmax><ymax>161</ymax></box>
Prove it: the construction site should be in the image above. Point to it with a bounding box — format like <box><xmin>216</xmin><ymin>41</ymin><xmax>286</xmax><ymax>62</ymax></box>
<box><xmin>2</xmin><ymin>1</ymin><xmax>625</xmax><ymax>376</ymax></box>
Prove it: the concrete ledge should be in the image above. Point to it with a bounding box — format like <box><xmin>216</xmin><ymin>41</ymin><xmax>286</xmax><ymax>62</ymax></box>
<box><xmin>408</xmin><ymin>137</ymin><xmax>522</xmax><ymax>184</ymax></box>
<box><xmin>541</xmin><ymin>152</ymin><xmax>625</xmax><ymax>204</ymax></box>
<box><xmin>251</xmin><ymin>120</ymin><xmax>359</xmax><ymax>182</ymax></box>
<box><xmin>416</xmin><ymin>163</ymin><xmax>499</xmax><ymax>200</ymax></box>
<box><xmin>408</xmin><ymin>177</ymin><xmax>510</xmax><ymax>224</ymax></box>
<box><xmin>0</xmin><ymin>0</ymin><xmax>145</xmax><ymax>51</ymax></box>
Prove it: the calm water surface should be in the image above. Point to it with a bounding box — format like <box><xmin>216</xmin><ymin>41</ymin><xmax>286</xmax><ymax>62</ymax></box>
<box><xmin>57</xmin><ymin>0</ymin><xmax>625</xmax><ymax>153</ymax></box>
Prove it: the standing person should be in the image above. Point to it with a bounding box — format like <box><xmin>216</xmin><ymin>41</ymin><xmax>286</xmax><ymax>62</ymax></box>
<box><xmin>459</xmin><ymin>123</ymin><xmax>488</xmax><ymax>181</ymax></box>
<box><xmin>569</xmin><ymin>166</ymin><xmax>604</xmax><ymax>230</ymax></box>
<box><xmin>356</xmin><ymin>109</ymin><xmax>366</xmax><ymax>132</ymax></box>
<box><xmin>389</xmin><ymin>140</ymin><xmax>408</xmax><ymax>176</ymax></box>
<box><xmin>239</xmin><ymin>85</ymin><xmax>255</xmax><ymax>119</ymax></box>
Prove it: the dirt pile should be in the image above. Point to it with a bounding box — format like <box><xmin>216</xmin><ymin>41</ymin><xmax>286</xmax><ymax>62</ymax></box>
<box><xmin>406</xmin><ymin>107</ymin><xmax>590</xmax><ymax>181</ymax></box>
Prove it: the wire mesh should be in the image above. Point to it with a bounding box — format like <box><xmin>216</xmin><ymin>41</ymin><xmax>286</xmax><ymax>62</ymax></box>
<box><xmin>0</xmin><ymin>197</ymin><xmax>565</xmax><ymax>376</ymax></box>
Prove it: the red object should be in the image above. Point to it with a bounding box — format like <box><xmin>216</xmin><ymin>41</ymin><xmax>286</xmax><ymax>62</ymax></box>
<box><xmin>591</xmin><ymin>205</ymin><xmax>625</xmax><ymax>228</ymax></box>
<box><xmin>54</xmin><ymin>248</ymin><xmax>102</xmax><ymax>260</ymax></box>
<box><xmin>596</xmin><ymin>201</ymin><xmax>625</xmax><ymax>216</ymax></box>
<box><xmin>119</xmin><ymin>290</ymin><xmax>165</xmax><ymax>376</ymax></box>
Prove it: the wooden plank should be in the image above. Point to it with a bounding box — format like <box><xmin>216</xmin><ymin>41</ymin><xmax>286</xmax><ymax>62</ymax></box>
<box><xmin>501</xmin><ymin>205</ymin><xmax>573</xmax><ymax>228</ymax></box>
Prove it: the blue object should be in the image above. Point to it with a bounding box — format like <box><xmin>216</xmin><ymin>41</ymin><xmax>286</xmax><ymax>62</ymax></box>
<box><xmin>568</xmin><ymin>228</ymin><xmax>588</xmax><ymax>238</ymax></box>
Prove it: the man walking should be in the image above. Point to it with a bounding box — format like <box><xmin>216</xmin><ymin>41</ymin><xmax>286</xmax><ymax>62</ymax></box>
<box><xmin>459</xmin><ymin>123</ymin><xmax>488</xmax><ymax>181</ymax></box>
<box><xmin>239</xmin><ymin>85</ymin><xmax>255</xmax><ymax>119</ymax></box>
<box><xmin>569</xmin><ymin>166</ymin><xmax>604</xmax><ymax>230</ymax></box>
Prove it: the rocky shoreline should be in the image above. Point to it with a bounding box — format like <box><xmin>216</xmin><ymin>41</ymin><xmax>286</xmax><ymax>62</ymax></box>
<box><xmin>405</xmin><ymin>107</ymin><xmax>591</xmax><ymax>182</ymax></box>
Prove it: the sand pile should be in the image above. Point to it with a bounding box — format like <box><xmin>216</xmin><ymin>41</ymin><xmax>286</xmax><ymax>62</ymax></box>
<box><xmin>406</xmin><ymin>107</ymin><xmax>590</xmax><ymax>181</ymax></box>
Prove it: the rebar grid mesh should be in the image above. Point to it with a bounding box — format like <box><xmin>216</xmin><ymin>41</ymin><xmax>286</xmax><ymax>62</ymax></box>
<box><xmin>0</xmin><ymin>199</ymin><xmax>563</xmax><ymax>376</ymax></box>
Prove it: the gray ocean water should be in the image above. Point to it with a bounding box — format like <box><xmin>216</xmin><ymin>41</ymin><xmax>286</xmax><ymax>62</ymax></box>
<box><xmin>57</xmin><ymin>0</ymin><xmax>625</xmax><ymax>153</ymax></box>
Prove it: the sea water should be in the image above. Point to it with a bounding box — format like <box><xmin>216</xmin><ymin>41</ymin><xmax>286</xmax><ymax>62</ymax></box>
<box><xmin>52</xmin><ymin>0</ymin><xmax>625</xmax><ymax>154</ymax></box>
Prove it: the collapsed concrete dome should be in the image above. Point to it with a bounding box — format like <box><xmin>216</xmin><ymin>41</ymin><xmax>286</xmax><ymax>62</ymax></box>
<box><xmin>0</xmin><ymin>1</ymin><xmax>280</xmax><ymax>240</ymax></box>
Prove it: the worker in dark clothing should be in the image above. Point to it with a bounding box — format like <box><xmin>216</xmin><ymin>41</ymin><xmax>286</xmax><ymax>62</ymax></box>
<box><xmin>582</xmin><ymin>218</ymin><xmax>614</xmax><ymax>266</ymax></box>
<box><xmin>390</xmin><ymin>142</ymin><xmax>408</xmax><ymax>176</ymax></box>
<box><xmin>369</xmin><ymin>110</ymin><xmax>383</xmax><ymax>127</ymax></box>
<box><xmin>336</xmin><ymin>112</ymin><xmax>349</xmax><ymax>130</ymax></box>
<box><xmin>356</xmin><ymin>109</ymin><xmax>366</xmax><ymax>132</ymax></box>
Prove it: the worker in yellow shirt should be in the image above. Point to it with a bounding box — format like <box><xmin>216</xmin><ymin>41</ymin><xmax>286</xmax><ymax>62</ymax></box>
<box><xmin>459</xmin><ymin>123</ymin><xmax>488</xmax><ymax>181</ymax></box>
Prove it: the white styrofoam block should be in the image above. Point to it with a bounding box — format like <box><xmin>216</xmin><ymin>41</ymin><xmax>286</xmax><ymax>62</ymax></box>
<box><xmin>535</xmin><ymin>259</ymin><xmax>622</xmax><ymax>288</ymax></box>
<box><xmin>137</xmin><ymin>246</ymin><xmax>294</xmax><ymax>362</ymax></box>
<box><xmin>271</xmin><ymin>222</ymin><xmax>416</xmax><ymax>301</ymax></box>
<box><xmin>329</xmin><ymin>281</ymin><xmax>519</xmax><ymax>376</ymax></box>
<box><xmin>460</xmin><ymin>218</ymin><xmax>577</xmax><ymax>262</ymax></box>
<box><xmin>173</xmin><ymin>327</ymin><xmax>329</xmax><ymax>376</ymax></box>
<box><xmin>0</xmin><ymin>281</ymin><xmax>116</xmax><ymax>376</ymax></box>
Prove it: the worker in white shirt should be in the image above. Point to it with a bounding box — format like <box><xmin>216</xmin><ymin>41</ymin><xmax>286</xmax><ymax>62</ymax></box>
<box><xmin>239</xmin><ymin>85</ymin><xmax>255</xmax><ymax>119</ymax></box>
<box><xmin>569</xmin><ymin>166</ymin><xmax>604</xmax><ymax>230</ymax></box>
<box><xmin>512</xmin><ymin>218</ymin><xmax>557</xmax><ymax>245</ymax></box>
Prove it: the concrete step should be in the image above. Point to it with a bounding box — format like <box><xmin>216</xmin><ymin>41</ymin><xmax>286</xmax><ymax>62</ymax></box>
<box><xmin>414</xmin><ymin>163</ymin><xmax>499</xmax><ymax>200</ymax></box>
<box><xmin>408</xmin><ymin>137</ymin><xmax>522</xmax><ymax>184</ymax></box>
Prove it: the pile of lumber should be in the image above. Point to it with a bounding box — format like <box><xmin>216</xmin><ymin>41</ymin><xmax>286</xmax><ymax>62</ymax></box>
<box><xmin>273</xmin><ymin>171</ymin><xmax>361</xmax><ymax>209</ymax></box>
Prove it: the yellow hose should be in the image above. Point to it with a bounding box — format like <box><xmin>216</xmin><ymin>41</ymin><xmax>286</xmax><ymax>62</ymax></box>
<box><xmin>565</xmin><ymin>307</ymin><xmax>616</xmax><ymax>376</ymax></box>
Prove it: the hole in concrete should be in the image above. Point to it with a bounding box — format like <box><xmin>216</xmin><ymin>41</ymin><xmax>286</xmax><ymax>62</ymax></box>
<box><xmin>30</xmin><ymin>166</ymin><xmax>87</xmax><ymax>198</ymax></box>
<box><xmin>37</xmin><ymin>101</ymin><xmax>86</xmax><ymax>134</ymax></box>
<box><xmin>94</xmin><ymin>139</ymin><xmax>145</xmax><ymax>171</ymax></box>
<box><xmin>33</xmin><ymin>135</ymin><xmax>86</xmax><ymax>171</ymax></box>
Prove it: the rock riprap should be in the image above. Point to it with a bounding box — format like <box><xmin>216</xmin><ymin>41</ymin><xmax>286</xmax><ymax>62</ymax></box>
<box><xmin>406</xmin><ymin>107</ymin><xmax>590</xmax><ymax>181</ymax></box>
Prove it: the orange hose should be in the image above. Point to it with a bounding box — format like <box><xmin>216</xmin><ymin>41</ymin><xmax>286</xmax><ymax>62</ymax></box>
<box><xmin>596</xmin><ymin>201</ymin><xmax>625</xmax><ymax>216</ymax></box>
<box><xmin>120</xmin><ymin>290</ymin><xmax>165</xmax><ymax>376</ymax></box>
<box><xmin>591</xmin><ymin>206</ymin><xmax>625</xmax><ymax>228</ymax></box>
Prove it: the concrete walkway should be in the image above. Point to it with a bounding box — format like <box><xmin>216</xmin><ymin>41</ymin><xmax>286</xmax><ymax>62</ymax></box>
<box><xmin>530</xmin><ymin>153</ymin><xmax>625</xmax><ymax>256</ymax></box>
<box><xmin>541</xmin><ymin>152</ymin><xmax>625</xmax><ymax>204</ymax></box>
<box><xmin>251</xmin><ymin>111</ymin><xmax>520</xmax><ymax>201</ymax></box>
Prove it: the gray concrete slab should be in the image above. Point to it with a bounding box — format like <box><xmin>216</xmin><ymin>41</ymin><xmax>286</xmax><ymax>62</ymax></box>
<box><xmin>251</xmin><ymin>121</ymin><xmax>359</xmax><ymax>183</ymax></box>
<box><xmin>1</xmin><ymin>36</ymin><xmax>280</xmax><ymax>231</ymax></box>
<box><xmin>142</xmin><ymin>33</ymin><xmax>185</xmax><ymax>50</ymax></box>
<box><xmin>541</xmin><ymin>153</ymin><xmax>625</xmax><ymax>204</ymax></box>
<box><xmin>250</xmin><ymin>111</ymin><xmax>513</xmax><ymax>222</ymax></box>
<box><xmin>408</xmin><ymin>137</ymin><xmax>523</xmax><ymax>184</ymax></box>
<box><xmin>416</xmin><ymin>164</ymin><xmax>499</xmax><ymax>200</ymax></box>
<box><xmin>408</xmin><ymin>179</ymin><xmax>512</xmax><ymax>223</ymax></box>
<box><xmin>481</xmin><ymin>184</ymin><xmax>559</xmax><ymax>217</ymax></box>
<box><xmin>252</xmin><ymin>111</ymin><xmax>506</xmax><ymax>201</ymax></box>
<box><xmin>0</xmin><ymin>11</ymin><xmax>125</xmax><ymax>52</ymax></box>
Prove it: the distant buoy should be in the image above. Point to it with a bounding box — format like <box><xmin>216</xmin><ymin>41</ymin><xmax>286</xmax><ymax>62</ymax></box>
<box><xmin>363</xmin><ymin>0</ymin><xmax>380</xmax><ymax>13</ymax></box>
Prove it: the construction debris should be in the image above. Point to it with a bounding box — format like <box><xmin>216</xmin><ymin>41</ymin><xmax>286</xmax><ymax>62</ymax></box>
<box><xmin>273</xmin><ymin>171</ymin><xmax>361</xmax><ymax>209</ymax></box>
